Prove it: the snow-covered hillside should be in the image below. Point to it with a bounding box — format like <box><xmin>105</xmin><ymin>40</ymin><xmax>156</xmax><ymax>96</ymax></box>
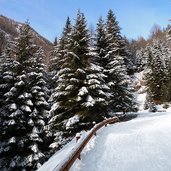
<box><xmin>38</xmin><ymin>107</ymin><xmax>171</xmax><ymax>171</ymax></box>
<box><xmin>37</xmin><ymin>71</ymin><xmax>171</xmax><ymax>171</ymax></box>
<box><xmin>0</xmin><ymin>15</ymin><xmax>52</xmax><ymax>63</ymax></box>
<box><xmin>70</xmin><ymin>109</ymin><xmax>171</xmax><ymax>171</ymax></box>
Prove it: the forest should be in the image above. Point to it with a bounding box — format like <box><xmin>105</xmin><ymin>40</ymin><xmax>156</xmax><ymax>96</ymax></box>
<box><xmin>1</xmin><ymin>9</ymin><xmax>171</xmax><ymax>170</ymax></box>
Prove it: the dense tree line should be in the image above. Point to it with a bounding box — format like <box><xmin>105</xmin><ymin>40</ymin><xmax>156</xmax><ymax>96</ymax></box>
<box><xmin>135</xmin><ymin>28</ymin><xmax>171</xmax><ymax>108</ymax></box>
<box><xmin>0</xmin><ymin>10</ymin><xmax>138</xmax><ymax>170</ymax></box>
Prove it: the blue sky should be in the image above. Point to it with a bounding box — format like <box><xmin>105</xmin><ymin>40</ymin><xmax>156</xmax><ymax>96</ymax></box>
<box><xmin>0</xmin><ymin>0</ymin><xmax>171</xmax><ymax>42</ymax></box>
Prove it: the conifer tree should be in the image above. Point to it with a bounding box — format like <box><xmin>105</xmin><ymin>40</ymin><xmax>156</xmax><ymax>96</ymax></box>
<box><xmin>47</xmin><ymin>11</ymin><xmax>110</xmax><ymax>154</ymax></box>
<box><xmin>48</xmin><ymin>17</ymin><xmax>72</xmax><ymax>95</ymax></box>
<box><xmin>46</xmin><ymin>17</ymin><xmax>74</xmax><ymax>154</ymax></box>
<box><xmin>49</xmin><ymin>17</ymin><xmax>72</xmax><ymax>74</ymax></box>
<box><xmin>96</xmin><ymin>17</ymin><xmax>108</xmax><ymax>67</ymax></box>
<box><xmin>48</xmin><ymin>11</ymin><xmax>93</xmax><ymax>149</ymax></box>
<box><xmin>105</xmin><ymin>10</ymin><xmax>136</xmax><ymax>113</ymax></box>
<box><xmin>53</xmin><ymin>37</ymin><xmax>58</xmax><ymax>46</ymax></box>
<box><xmin>0</xmin><ymin>43</ymin><xmax>15</xmax><ymax>109</ymax></box>
<box><xmin>0</xmin><ymin>43</ymin><xmax>15</xmax><ymax>155</ymax></box>
<box><xmin>0</xmin><ymin>23</ymin><xmax>48</xmax><ymax>170</ymax></box>
<box><xmin>95</xmin><ymin>16</ymin><xmax>111</xmax><ymax>112</ymax></box>
<box><xmin>145</xmin><ymin>40</ymin><xmax>171</xmax><ymax>103</ymax></box>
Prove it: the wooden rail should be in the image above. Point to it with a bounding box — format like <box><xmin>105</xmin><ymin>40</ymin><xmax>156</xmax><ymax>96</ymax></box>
<box><xmin>58</xmin><ymin>117</ymin><xmax>119</xmax><ymax>171</ymax></box>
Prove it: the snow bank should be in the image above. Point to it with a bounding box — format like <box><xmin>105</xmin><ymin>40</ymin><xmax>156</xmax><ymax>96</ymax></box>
<box><xmin>37</xmin><ymin>131</ymin><xmax>88</xmax><ymax>171</ymax></box>
<box><xmin>71</xmin><ymin>108</ymin><xmax>171</xmax><ymax>171</ymax></box>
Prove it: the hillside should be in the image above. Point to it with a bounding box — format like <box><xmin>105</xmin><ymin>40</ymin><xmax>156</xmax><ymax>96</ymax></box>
<box><xmin>38</xmin><ymin>72</ymin><xmax>171</xmax><ymax>171</ymax></box>
<box><xmin>38</xmin><ymin>107</ymin><xmax>171</xmax><ymax>171</ymax></box>
<box><xmin>0</xmin><ymin>15</ymin><xmax>53</xmax><ymax>64</ymax></box>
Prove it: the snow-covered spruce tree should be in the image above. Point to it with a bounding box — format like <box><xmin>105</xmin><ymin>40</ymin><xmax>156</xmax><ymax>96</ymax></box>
<box><xmin>95</xmin><ymin>16</ymin><xmax>111</xmax><ymax>111</ymax></box>
<box><xmin>66</xmin><ymin>11</ymin><xmax>109</xmax><ymax>121</ymax></box>
<box><xmin>47</xmin><ymin>11</ymin><xmax>109</xmax><ymax>154</ymax></box>
<box><xmin>166</xmin><ymin>25</ymin><xmax>171</xmax><ymax>42</ymax></box>
<box><xmin>122</xmin><ymin>37</ymin><xmax>136</xmax><ymax>75</ymax></box>
<box><xmin>135</xmin><ymin>47</ymin><xmax>151</xmax><ymax>71</ymax></box>
<box><xmin>48</xmin><ymin>39</ymin><xmax>59</xmax><ymax>74</ymax></box>
<box><xmin>46</xmin><ymin>17</ymin><xmax>74</xmax><ymax>154</ymax></box>
<box><xmin>95</xmin><ymin>17</ymin><xmax>108</xmax><ymax>68</ymax></box>
<box><xmin>48</xmin><ymin>17</ymin><xmax>72</xmax><ymax>97</ymax></box>
<box><xmin>27</xmin><ymin>46</ymin><xmax>50</xmax><ymax>161</ymax></box>
<box><xmin>105</xmin><ymin>10</ymin><xmax>136</xmax><ymax>113</ymax></box>
<box><xmin>49</xmin><ymin>17</ymin><xmax>72</xmax><ymax>74</ymax></box>
<box><xmin>145</xmin><ymin>40</ymin><xmax>171</xmax><ymax>104</ymax></box>
<box><xmin>0</xmin><ymin>43</ymin><xmax>15</xmax><ymax>153</ymax></box>
<box><xmin>53</xmin><ymin>36</ymin><xmax>58</xmax><ymax>46</ymax></box>
<box><xmin>0</xmin><ymin>23</ymin><xmax>49</xmax><ymax>170</ymax></box>
<box><xmin>0</xmin><ymin>44</ymin><xmax>15</xmax><ymax>109</ymax></box>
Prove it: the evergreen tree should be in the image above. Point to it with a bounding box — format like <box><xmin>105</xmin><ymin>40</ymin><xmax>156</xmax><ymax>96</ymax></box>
<box><xmin>96</xmin><ymin>17</ymin><xmax>108</xmax><ymax>67</ymax></box>
<box><xmin>95</xmin><ymin>16</ymin><xmax>111</xmax><ymax>112</ymax></box>
<box><xmin>0</xmin><ymin>23</ymin><xmax>49</xmax><ymax>170</ymax></box>
<box><xmin>48</xmin><ymin>44</ymin><xmax>58</xmax><ymax>74</ymax></box>
<box><xmin>145</xmin><ymin>40</ymin><xmax>171</xmax><ymax>103</ymax></box>
<box><xmin>48</xmin><ymin>17</ymin><xmax>72</xmax><ymax>94</ymax></box>
<box><xmin>0</xmin><ymin>43</ymin><xmax>15</xmax><ymax>156</ymax></box>
<box><xmin>53</xmin><ymin>37</ymin><xmax>58</xmax><ymax>46</ymax></box>
<box><xmin>105</xmin><ymin>10</ymin><xmax>136</xmax><ymax>113</ymax></box>
<box><xmin>123</xmin><ymin>37</ymin><xmax>136</xmax><ymax>75</ymax></box>
<box><xmin>136</xmin><ymin>47</ymin><xmax>151</xmax><ymax>71</ymax></box>
<box><xmin>46</xmin><ymin>17</ymin><xmax>74</xmax><ymax>154</ymax></box>
<box><xmin>47</xmin><ymin>11</ymin><xmax>109</xmax><ymax>154</ymax></box>
<box><xmin>0</xmin><ymin>43</ymin><xmax>15</xmax><ymax>109</ymax></box>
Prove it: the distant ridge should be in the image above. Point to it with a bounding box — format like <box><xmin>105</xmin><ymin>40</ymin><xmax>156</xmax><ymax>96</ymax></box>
<box><xmin>0</xmin><ymin>14</ymin><xmax>53</xmax><ymax>64</ymax></box>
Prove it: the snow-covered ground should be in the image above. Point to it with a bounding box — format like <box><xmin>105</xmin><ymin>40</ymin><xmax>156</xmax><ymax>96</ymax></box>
<box><xmin>37</xmin><ymin>130</ymin><xmax>89</xmax><ymax>171</ymax></box>
<box><xmin>38</xmin><ymin>108</ymin><xmax>171</xmax><ymax>171</ymax></box>
<box><xmin>70</xmin><ymin>109</ymin><xmax>171</xmax><ymax>171</ymax></box>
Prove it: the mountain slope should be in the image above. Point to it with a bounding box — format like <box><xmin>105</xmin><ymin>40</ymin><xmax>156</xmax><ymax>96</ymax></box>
<box><xmin>71</xmin><ymin>110</ymin><xmax>171</xmax><ymax>171</ymax></box>
<box><xmin>0</xmin><ymin>15</ymin><xmax>53</xmax><ymax>64</ymax></box>
<box><xmin>37</xmin><ymin>108</ymin><xmax>171</xmax><ymax>171</ymax></box>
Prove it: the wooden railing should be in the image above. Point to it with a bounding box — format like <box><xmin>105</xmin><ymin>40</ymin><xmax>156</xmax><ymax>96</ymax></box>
<box><xmin>58</xmin><ymin>117</ymin><xmax>119</xmax><ymax>171</ymax></box>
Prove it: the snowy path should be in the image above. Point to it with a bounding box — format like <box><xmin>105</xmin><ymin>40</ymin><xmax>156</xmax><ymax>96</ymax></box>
<box><xmin>70</xmin><ymin>112</ymin><xmax>171</xmax><ymax>171</ymax></box>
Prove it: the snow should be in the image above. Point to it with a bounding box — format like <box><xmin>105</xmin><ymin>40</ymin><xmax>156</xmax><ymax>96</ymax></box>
<box><xmin>49</xmin><ymin>102</ymin><xmax>60</xmax><ymax>114</ymax></box>
<box><xmin>25</xmin><ymin>99</ymin><xmax>33</xmax><ymax>106</ymax></box>
<box><xmin>70</xmin><ymin>78</ymin><xmax>79</xmax><ymax>83</ymax></box>
<box><xmin>68</xmin><ymin>52</ymin><xmax>79</xmax><ymax>59</ymax></box>
<box><xmin>77</xmin><ymin>68</ymin><xmax>86</xmax><ymax>74</ymax></box>
<box><xmin>83</xmin><ymin>95</ymin><xmax>95</xmax><ymax>107</ymax></box>
<box><xmin>15</xmin><ymin>80</ymin><xmax>25</xmax><ymax>86</ymax></box>
<box><xmin>134</xmin><ymin>71</ymin><xmax>147</xmax><ymax>111</ymax></box>
<box><xmin>31</xmin><ymin>144</ymin><xmax>38</xmax><ymax>153</ymax></box>
<box><xmin>88</xmin><ymin>79</ymin><xmax>100</xmax><ymax>85</ymax></box>
<box><xmin>38</xmin><ymin>71</ymin><xmax>171</xmax><ymax>171</ymax></box>
<box><xmin>7</xmin><ymin>119</ymin><xmax>16</xmax><ymax>125</ymax></box>
<box><xmin>38</xmin><ymin>108</ymin><xmax>171</xmax><ymax>171</ymax></box>
<box><xmin>9</xmin><ymin>103</ymin><xmax>17</xmax><ymax>111</ymax></box>
<box><xmin>71</xmin><ymin>110</ymin><xmax>171</xmax><ymax>171</ymax></box>
<box><xmin>65</xmin><ymin>85</ymin><xmax>74</xmax><ymax>91</ymax></box>
<box><xmin>23</xmin><ymin>92</ymin><xmax>32</xmax><ymax>98</ymax></box>
<box><xmin>18</xmin><ymin>94</ymin><xmax>25</xmax><ymax>99</ymax></box>
<box><xmin>90</xmin><ymin>63</ymin><xmax>101</xmax><ymax>72</ymax></box>
<box><xmin>20</xmin><ymin>105</ymin><xmax>32</xmax><ymax>113</ymax></box>
<box><xmin>78</xmin><ymin>87</ymin><xmax>88</xmax><ymax>96</ymax></box>
<box><xmin>37</xmin><ymin>131</ymin><xmax>89</xmax><ymax>171</ymax></box>
<box><xmin>49</xmin><ymin>142</ymin><xmax>59</xmax><ymax>149</ymax></box>
<box><xmin>137</xmin><ymin>92</ymin><xmax>146</xmax><ymax>111</ymax></box>
<box><xmin>28</xmin><ymin>119</ymin><xmax>34</xmax><ymax>126</ymax></box>
<box><xmin>66</xmin><ymin>115</ymin><xmax>80</xmax><ymax>130</ymax></box>
<box><xmin>9</xmin><ymin>137</ymin><xmax>16</xmax><ymax>144</ymax></box>
<box><xmin>76</xmin><ymin>133</ymin><xmax>81</xmax><ymax>138</ymax></box>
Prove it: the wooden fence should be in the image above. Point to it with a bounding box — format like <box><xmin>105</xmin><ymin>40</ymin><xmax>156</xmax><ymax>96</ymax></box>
<box><xmin>58</xmin><ymin>117</ymin><xmax>119</xmax><ymax>171</ymax></box>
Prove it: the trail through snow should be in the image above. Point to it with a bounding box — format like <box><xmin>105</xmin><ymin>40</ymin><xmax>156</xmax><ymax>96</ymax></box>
<box><xmin>38</xmin><ymin>72</ymin><xmax>171</xmax><ymax>171</ymax></box>
<box><xmin>70</xmin><ymin>110</ymin><xmax>171</xmax><ymax>171</ymax></box>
